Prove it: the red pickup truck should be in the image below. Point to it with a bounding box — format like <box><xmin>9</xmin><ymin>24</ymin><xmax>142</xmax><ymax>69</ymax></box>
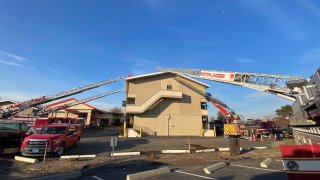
<box><xmin>20</xmin><ymin>124</ymin><xmax>80</xmax><ymax>156</ymax></box>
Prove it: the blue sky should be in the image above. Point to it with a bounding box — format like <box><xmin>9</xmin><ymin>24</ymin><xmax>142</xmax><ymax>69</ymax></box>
<box><xmin>0</xmin><ymin>0</ymin><xmax>319</xmax><ymax>118</ymax></box>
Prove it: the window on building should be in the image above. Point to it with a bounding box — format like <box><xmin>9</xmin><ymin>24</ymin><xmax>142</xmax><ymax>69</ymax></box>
<box><xmin>167</xmin><ymin>85</ymin><xmax>172</xmax><ymax>90</ymax></box>
<box><xmin>201</xmin><ymin>102</ymin><xmax>207</xmax><ymax>109</ymax></box>
<box><xmin>202</xmin><ymin>116</ymin><xmax>208</xmax><ymax>123</ymax></box>
<box><xmin>127</xmin><ymin>97</ymin><xmax>135</xmax><ymax>105</ymax></box>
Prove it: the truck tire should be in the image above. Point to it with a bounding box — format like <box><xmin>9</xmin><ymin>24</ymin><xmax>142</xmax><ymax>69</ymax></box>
<box><xmin>56</xmin><ymin>143</ymin><xmax>65</xmax><ymax>157</ymax></box>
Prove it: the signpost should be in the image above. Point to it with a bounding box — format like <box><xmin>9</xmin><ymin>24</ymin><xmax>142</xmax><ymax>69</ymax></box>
<box><xmin>110</xmin><ymin>136</ymin><xmax>118</xmax><ymax>156</ymax></box>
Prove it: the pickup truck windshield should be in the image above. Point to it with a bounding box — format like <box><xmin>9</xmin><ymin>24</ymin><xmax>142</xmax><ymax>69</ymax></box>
<box><xmin>0</xmin><ymin>122</ymin><xmax>19</xmax><ymax>132</ymax></box>
<box><xmin>39</xmin><ymin>127</ymin><xmax>66</xmax><ymax>134</ymax></box>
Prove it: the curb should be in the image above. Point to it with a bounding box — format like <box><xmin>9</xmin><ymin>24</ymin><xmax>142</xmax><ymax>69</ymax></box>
<box><xmin>204</xmin><ymin>162</ymin><xmax>227</xmax><ymax>174</ymax></box>
<box><xmin>162</xmin><ymin>150</ymin><xmax>190</xmax><ymax>154</ymax></box>
<box><xmin>195</xmin><ymin>149</ymin><xmax>216</xmax><ymax>153</ymax></box>
<box><xmin>126</xmin><ymin>167</ymin><xmax>170</xmax><ymax>180</ymax></box>
<box><xmin>260</xmin><ymin>158</ymin><xmax>273</xmax><ymax>168</ymax></box>
<box><xmin>217</xmin><ymin>148</ymin><xmax>243</xmax><ymax>152</ymax></box>
<box><xmin>111</xmin><ymin>152</ymin><xmax>140</xmax><ymax>157</ymax></box>
<box><xmin>15</xmin><ymin>156</ymin><xmax>39</xmax><ymax>164</ymax></box>
<box><xmin>30</xmin><ymin>171</ymin><xmax>82</xmax><ymax>180</ymax></box>
<box><xmin>60</xmin><ymin>154</ymin><xmax>96</xmax><ymax>159</ymax></box>
<box><xmin>253</xmin><ymin>146</ymin><xmax>267</xmax><ymax>150</ymax></box>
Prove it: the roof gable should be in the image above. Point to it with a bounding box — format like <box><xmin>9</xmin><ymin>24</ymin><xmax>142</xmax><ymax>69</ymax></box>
<box><xmin>45</xmin><ymin>98</ymin><xmax>96</xmax><ymax>109</ymax></box>
<box><xmin>126</xmin><ymin>72</ymin><xmax>210</xmax><ymax>88</ymax></box>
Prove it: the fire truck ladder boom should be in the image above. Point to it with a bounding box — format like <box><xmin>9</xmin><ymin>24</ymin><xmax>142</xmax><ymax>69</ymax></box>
<box><xmin>38</xmin><ymin>89</ymin><xmax>123</xmax><ymax>116</ymax></box>
<box><xmin>157</xmin><ymin>67</ymin><xmax>303</xmax><ymax>101</ymax></box>
<box><xmin>174</xmin><ymin>77</ymin><xmax>237</xmax><ymax>123</ymax></box>
<box><xmin>1</xmin><ymin>76</ymin><xmax>126</xmax><ymax>118</ymax></box>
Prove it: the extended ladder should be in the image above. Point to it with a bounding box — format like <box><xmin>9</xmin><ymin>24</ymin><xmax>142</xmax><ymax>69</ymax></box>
<box><xmin>1</xmin><ymin>76</ymin><xmax>126</xmax><ymax>118</ymax></box>
<box><xmin>157</xmin><ymin>67</ymin><xmax>303</xmax><ymax>101</ymax></box>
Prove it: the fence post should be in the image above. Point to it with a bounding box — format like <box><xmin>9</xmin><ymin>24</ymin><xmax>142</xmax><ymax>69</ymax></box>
<box><xmin>139</xmin><ymin>128</ymin><xmax>142</xmax><ymax>137</ymax></box>
<box><xmin>200</xmin><ymin>128</ymin><xmax>203</xmax><ymax>137</ymax></box>
<box><xmin>214</xmin><ymin>126</ymin><xmax>217</xmax><ymax>138</ymax></box>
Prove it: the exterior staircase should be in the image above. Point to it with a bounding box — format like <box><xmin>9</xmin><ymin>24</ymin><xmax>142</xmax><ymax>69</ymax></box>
<box><xmin>126</xmin><ymin>90</ymin><xmax>183</xmax><ymax>114</ymax></box>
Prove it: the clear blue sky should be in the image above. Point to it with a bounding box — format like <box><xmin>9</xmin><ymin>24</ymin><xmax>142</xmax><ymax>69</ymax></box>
<box><xmin>0</xmin><ymin>0</ymin><xmax>319</xmax><ymax>118</ymax></box>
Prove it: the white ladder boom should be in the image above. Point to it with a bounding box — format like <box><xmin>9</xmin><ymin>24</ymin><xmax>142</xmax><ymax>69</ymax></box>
<box><xmin>156</xmin><ymin>67</ymin><xmax>303</xmax><ymax>101</ymax></box>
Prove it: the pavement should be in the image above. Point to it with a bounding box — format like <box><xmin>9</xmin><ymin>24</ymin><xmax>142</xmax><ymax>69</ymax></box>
<box><xmin>0</xmin><ymin>126</ymin><xmax>285</xmax><ymax>180</ymax></box>
<box><xmin>78</xmin><ymin>158</ymin><xmax>287</xmax><ymax>180</ymax></box>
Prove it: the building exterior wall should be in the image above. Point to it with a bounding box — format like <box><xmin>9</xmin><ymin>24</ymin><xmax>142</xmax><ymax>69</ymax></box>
<box><xmin>126</xmin><ymin>73</ymin><xmax>208</xmax><ymax>136</ymax></box>
<box><xmin>47</xmin><ymin>100</ymin><xmax>95</xmax><ymax>125</ymax></box>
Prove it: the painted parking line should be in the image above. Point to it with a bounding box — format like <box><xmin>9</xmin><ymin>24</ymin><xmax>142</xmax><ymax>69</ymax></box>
<box><xmin>92</xmin><ymin>175</ymin><xmax>104</xmax><ymax>180</ymax></box>
<box><xmin>230</xmin><ymin>164</ymin><xmax>283</xmax><ymax>172</ymax></box>
<box><xmin>174</xmin><ymin>170</ymin><xmax>216</xmax><ymax>180</ymax></box>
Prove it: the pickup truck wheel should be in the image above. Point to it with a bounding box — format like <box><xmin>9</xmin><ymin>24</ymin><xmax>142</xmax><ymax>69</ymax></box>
<box><xmin>56</xmin><ymin>144</ymin><xmax>65</xmax><ymax>156</ymax></box>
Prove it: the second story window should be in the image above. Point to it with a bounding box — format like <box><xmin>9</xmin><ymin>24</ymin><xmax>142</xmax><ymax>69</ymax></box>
<box><xmin>201</xmin><ymin>102</ymin><xmax>208</xmax><ymax>109</ymax></box>
<box><xmin>167</xmin><ymin>85</ymin><xmax>172</xmax><ymax>90</ymax></box>
<box><xmin>127</xmin><ymin>97</ymin><xmax>135</xmax><ymax>105</ymax></box>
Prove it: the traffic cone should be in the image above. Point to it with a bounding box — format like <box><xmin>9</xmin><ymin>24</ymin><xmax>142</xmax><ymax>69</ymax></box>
<box><xmin>260</xmin><ymin>135</ymin><xmax>264</xmax><ymax>142</ymax></box>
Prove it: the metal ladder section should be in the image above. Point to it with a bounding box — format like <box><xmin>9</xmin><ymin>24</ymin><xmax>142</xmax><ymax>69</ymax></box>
<box><xmin>37</xmin><ymin>89</ymin><xmax>124</xmax><ymax>116</ymax></box>
<box><xmin>156</xmin><ymin>67</ymin><xmax>304</xmax><ymax>101</ymax></box>
<box><xmin>2</xmin><ymin>76</ymin><xmax>127</xmax><ymax>118</ymax></box>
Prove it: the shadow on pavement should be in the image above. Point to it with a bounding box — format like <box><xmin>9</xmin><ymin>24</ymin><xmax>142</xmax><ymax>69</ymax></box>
<box><xmin>81</xmin><ymin>159</ymin><xmax>167</xmax><ymax>180</ymax></box>
<box><xmin>64</xmin><ymin>138</ymin><xmax>149</xmax><ymax>155</ymax></box>
<box><xmin>251</xmin><ymin>172</ymin><xmax>288</xmax><ymax>180</ymax></box>
<box><xmin>0</xmin><ymin>154</ymin><xmax>30</xmax><ymax>180</ymax></box>
<box><xmin>217</xmin><ymin>175</ymin><xmax>234</xmax><ymax>180</ymax></box>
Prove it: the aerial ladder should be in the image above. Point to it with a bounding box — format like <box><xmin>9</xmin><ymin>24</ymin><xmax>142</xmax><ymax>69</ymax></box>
<box><xmin>175</xmin><ymin>77</ymin><xmax>240</xmax><ymax>123</ymax></box>
<box><xmin>0</xmin><ymin>76</ymin><xmax>126</xmax><ymax>118</ymax></box>
<box><xmin>174</xmin><ymin>77</ymin><xmax>244</xmax><ymax>137</ymax></box>
<box><xmin>37</xmin><ymin>89</ymin><xmax>123</xmax><ymax>117</ymax></box>
<box><xmin>158</xmin><ymin>67</ymin><xmax>320</xmax><ymax>143</ymax></box>
<box><xmin>156</xmin><ymin>67</ymin><xmax>303</xmax><ymax>101</ymax></box>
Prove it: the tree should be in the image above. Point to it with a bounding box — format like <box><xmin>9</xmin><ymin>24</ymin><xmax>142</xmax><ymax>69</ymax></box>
<box><xmin>209</xmin><ymin>116</ymin><xmax>215</xmax><ymax>122</ymax></box>
<box><xmin>109</xmin><ymin>107</ymin><xmax>123</xmax><ymax>114</ymax></box>
<box><xmin>217</xmin><ymin>111</ymin><xmax>225</xmax><ymax>121</ymax></box>
<box><xmin>275</xmin><ymin>105</ymin><xmax>292</xmax><ymax>118</ymax></box>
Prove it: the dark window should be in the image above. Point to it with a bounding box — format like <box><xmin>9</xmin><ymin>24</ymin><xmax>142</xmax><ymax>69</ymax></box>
<box><xmin>201</xmin><ymin>102</ymin><xmax>207</xmax><ymax>109</ymax></box>
<box><xmin>21</xmin><ymin>124</ymin><xmax>29</xmax><ymax>132</ymax></box>
<box><xmin>167</xmin><ymin>85</ymin><xmax>172</xmax><ymax>90</ymax></box>
<box><xmin>127</xmin><ymin>98</ymin><xmax>135</xmax><ymax>105</ymax></box>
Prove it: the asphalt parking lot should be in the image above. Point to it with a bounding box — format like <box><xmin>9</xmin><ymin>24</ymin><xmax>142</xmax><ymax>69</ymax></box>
<box><xmin>65</xmin><ymin>126</ymin><xmax>275</xmax><ymax>156</ymax></box>
<box><xmin>79</xmin><ymin>158</ymin><xmax>286</xmax><ymax>180</ymax></box>
<box><xmin>0</xmin><ymin>126</ymin><xmax>286</xmax><ymax>180</ymax></box>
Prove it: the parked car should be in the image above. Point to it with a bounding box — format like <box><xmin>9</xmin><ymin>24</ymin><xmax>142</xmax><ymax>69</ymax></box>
<box><xmin>20</xmin><ymin>124</ymin><xmax>80</xmax><ymax>157</ymax></box>
<box><xmin>0</xmin><ymin>120</ymin><xmax>30</xmax><ymax>155</ymax></box>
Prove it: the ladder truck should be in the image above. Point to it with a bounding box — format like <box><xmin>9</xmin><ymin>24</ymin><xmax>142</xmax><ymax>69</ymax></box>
<box><xmin>0</xmin><ymin>76</ymin><xmax>126</xmax><ymax>118</ymax></box>
<box><xmin>175</xmin><ymin>77</ymin><xmax>256</xmax><ymax>137</ymax></box>
<box><xmin>37</xmin><ymin>89</ymin><xmax>123</xmax><ymax>117</ymax></box>
<box><xmin>156</xmin><ymin>67</ymin><xmax>320</xmax><ymax>144</ymax></box>
<box><xmin>158</xmin><ymin>67</ymin><xmax>320</xmax><ymax>177</ymax></box>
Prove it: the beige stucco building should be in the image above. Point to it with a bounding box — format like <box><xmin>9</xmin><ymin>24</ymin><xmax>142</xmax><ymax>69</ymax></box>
<box><xmin>125</xmin><ymin>72</ymin><xmax>210</xmax><ymax>136</ymax></box>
